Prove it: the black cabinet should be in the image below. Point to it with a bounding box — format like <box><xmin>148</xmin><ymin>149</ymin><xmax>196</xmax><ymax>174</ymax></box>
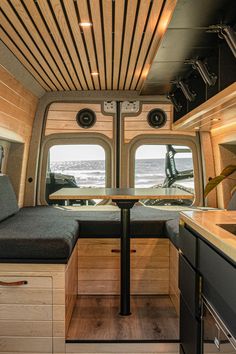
<box><xmin>179</xmin><ymin>221</ymin><xmax>236</xmax><ymax>354</ymax></box>
<box><xmin>179</xmin><ymin>226</ymin><xmax>201</xmax><ymax>354</ymax></box>
<box><xmin>180</xmin><ymin>295</ymin><xmax>201</xmax><ymax>354</ymax></box>
<box><xmin>179</xmin><ymin>254</ymin><xmax>201</xmax><ymax>317</ymax></box>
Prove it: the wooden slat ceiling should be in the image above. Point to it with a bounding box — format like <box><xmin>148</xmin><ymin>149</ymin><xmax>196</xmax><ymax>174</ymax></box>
<box><xmin>0</xmin><ymin>0</ymin><xmax>176</xmax><ymax>92</ymax></box>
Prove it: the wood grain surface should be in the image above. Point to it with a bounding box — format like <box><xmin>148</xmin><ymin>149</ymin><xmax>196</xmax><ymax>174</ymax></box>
<box><xmin>49</xmin><ymin>187</ymin><xmax>194</xmax><ymax>200</ymax></box>
<box><xmin>66</xmin><ymin>295</ymin><xmax>179</xmax><ymax>341</ymax></box>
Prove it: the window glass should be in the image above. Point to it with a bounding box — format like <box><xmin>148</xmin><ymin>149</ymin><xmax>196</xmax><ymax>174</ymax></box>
<box><xmin>135</xmin><ymin>144</ymin><xmax>194</xmax><ymax>206</ymax></box>
<box><xmin>46</xmin><ymin>144</ymin><xmax>105</xmax><ymax>205</ymax></box>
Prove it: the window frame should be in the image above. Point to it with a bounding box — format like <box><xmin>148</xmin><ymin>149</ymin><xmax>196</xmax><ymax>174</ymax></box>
<box><xmin>128</xmin><ymin>135</ymin><xmax>202</xmax><ymax>206</ymax></box>
<box><xmin>39</xmin><ymin>134</ymin><xmax>113</xmax><ymax>205</ymax></box>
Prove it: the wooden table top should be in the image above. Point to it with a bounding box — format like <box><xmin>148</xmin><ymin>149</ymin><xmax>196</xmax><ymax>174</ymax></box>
<box><xmin>49</xmin><ymin>187</ymin><xmax>193</xmax><ymax>200</ymax></box>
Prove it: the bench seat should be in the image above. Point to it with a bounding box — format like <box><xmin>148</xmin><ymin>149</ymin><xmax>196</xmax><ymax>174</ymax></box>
<box><xmin>0</xmin><ymin>175</ymin><xmax>181</xmax><ymax>263</ymax></box>
<box><xmin>0</xmin><ymin>206</ymin><xmax>79</xmax><ymax>263</ymax></box>
<box><xmin>77</xmin><ymin>206</ymin><xmax>179</xmax><ymax>238</ymax></box>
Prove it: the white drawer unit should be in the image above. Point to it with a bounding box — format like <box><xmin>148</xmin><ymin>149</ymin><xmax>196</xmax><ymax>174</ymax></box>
<box><xmin>0</xmin><ymin>275</ymin><xmax>53</xmax><ymax>353</ymax></box>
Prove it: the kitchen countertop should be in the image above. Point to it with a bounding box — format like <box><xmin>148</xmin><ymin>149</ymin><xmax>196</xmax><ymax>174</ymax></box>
<box><xmin>180</xmin><ymin>210</ymin><xmax>236</xmax><ymax>263</ymax></box>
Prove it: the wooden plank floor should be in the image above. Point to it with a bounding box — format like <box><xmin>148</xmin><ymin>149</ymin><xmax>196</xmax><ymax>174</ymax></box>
<box><xmin>67</xmin><ymin>295</ymin><xmax>179</xmax><ymax>341</ymax></box>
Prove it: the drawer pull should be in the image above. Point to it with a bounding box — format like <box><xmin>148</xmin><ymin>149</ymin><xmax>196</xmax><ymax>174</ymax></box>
<box><xmin>111</xmin><ymin>249</ymin><xmax>136</xmax><ymax>253</ymax></box>
<box><xmin>0</xmin><ymin>280</ymin><xmax>28</xmax><ymax>286</ymax></box>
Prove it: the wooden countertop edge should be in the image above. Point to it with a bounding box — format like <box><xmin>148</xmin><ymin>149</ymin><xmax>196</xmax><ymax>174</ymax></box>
<box><xmin>180</xmin><ymin>211</ymin><xmax>236</xmax><ymax>263</ymax></box>
<box><xmin>50</xmin><ymin>194</ymin><xmax>193</xmax><ymax>200</ymax></box>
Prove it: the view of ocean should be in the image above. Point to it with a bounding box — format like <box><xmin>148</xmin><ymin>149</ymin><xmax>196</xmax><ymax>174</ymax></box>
<box><xmin>50</xmin><ymin>158</ymin><xmax>194</xmax><ymax>189</ymax></box>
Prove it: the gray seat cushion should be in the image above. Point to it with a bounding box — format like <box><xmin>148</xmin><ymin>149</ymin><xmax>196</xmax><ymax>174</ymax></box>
<box><xmin>0</xmin><ymin>175</ymin><xmax>19</xmax><ymax>222</ymax></box>
<box><xmin>0</xmin><ymin>207</ymin><xmax>79</xmax><ymax>263</ymax></box>
<box><xmin>76</xmin><ymin>206</ymin><xmax>179</xmax><ymax>238</ymax></box>
<box><xmin>164</xmin><ymin>218</ymin><xmax>180</xmax><ymax>249</ymax></box>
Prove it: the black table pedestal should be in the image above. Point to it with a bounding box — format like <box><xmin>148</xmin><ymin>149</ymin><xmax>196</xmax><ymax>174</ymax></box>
<box><xmin>113</xmin><ymin>199</ymin><xmax>138</xmax><ymax>316</ymax></box>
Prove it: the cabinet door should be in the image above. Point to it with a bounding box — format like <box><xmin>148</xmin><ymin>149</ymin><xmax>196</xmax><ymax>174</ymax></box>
<box><xmin>180</xmin><ymin>295</ymin><xmax>201</xmax><ymax>354</ymax></box>
<box><xmin>179</xmin><ymin>254</ymin><xmax>201</xmax><ymax>317</ymax></box>
<box><xmin>179</xmin><ymin>225</ymin><xmax>197</xmax><ymax>267</ymax></box>
<box><xmin>0</xmin><ymin>276</ymin><xmax>52</xmax><ymax>353</ymax></box>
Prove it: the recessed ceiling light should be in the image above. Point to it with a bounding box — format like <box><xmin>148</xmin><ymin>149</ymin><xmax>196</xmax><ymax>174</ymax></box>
<box><xmin>79</xmin><ymin>22</ymin><xmax>92</xmax><ymax>27</ymax></box>
<box><xmin>194</xmin><ymin>127</ymin><xmax>200</xmax><ymax>130</ymax></box>
<box><xmin>212</xmin><ymin>118</ymin><xmax>220</xmax><ymax>122</ymax></box>
<box><xmin>91</xmin><ymin>72</ymin><xmax>99</xmax><ymax>76</ymax></box>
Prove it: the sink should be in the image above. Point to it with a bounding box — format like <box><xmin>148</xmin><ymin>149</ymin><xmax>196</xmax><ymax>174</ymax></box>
<box><xmin>217</xmin><ymin>224</ymin><xmax>236</xmax><ymax>236</ymax></box>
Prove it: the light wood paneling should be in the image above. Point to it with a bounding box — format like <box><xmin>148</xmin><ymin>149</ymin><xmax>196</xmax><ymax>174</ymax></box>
<box><xmin>0</xmin><ymin>0</ymin><xmax>176</xmax><ymax>91</ymax></box>
<box><xmin>77</xmin><ymin>238</ymin><xmax>170</xmax><ymax>295</ymax></box>
<box><xmin>45</xmin><ymin>102</ymin><xmax>113</xmax><ymax>139</ymax></box>
<box><xmin>0</xmin><ymin>65</ymin><xmax>38</xmax><ymax>206</ymax></box>
<box><xmin>65</xmin><ymin>246</ymin><xmax>78</xmax><ymax>336</ymax></box>
<box><xmin>124</xmin><ymin>103</ymin><xmax>172</xmax><ymax>143</ymax></box>
<box><xmin>0</xmin><ymin>275</ymin><xmax>52</xmax><ymax>353</ymax></box>
<box><xmin>0</xmin><ymin>259</ymin><xmax>69</xmax><ymax>354</ymax></box>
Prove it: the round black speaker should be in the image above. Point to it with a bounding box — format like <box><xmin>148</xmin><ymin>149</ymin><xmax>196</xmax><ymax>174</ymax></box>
<box><xmin>76</xmin><ymin>109</ymin><xmax>96</xmax><ymax>128</ymax></box>
<box><xmin>147</xmin><ymin>109</ymin><xmax>167</xmax><ymax>128</ymax></box>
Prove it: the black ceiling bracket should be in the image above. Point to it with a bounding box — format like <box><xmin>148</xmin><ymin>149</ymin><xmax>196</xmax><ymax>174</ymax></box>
<box><xmin>184</xmin><ymin>58</ymin><xmax>217</xmax><ymax>86</ymax></box>
<box><xmin>207</xmin><ymin>25</ymin><xmax>236</xmax><ymax>59</ymax></box>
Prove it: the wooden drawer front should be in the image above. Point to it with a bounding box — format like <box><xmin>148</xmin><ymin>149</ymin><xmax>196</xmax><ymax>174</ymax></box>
<box><xmin>0</xmin><ymin>276</ymin><xmax>52</xmax><ymax>353</ymax></box>
<box><xmin>179</xmin><ymin>254</ymin><xmax>200</xmax><ymax>317</ymax></box>
<box><xmin>78</xmin><ymin>238</ymin><xmax>169</xmax><ymax>295</ymax></box>
<box><xmin>78</xmin><ymin>238</ymin><xmax>169</xmax><ymax>257</ymax></box>
<box><xmin>179</xmin><ymin>225</ymin><xmax>197</xmax><ymax>268</ymax></box>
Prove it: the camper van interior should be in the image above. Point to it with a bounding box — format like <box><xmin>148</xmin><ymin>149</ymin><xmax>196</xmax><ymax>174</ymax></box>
<box><xmin>0</xmin><ymin>0</ymin><xmax>235</xmax><ymax>353</ymax></box>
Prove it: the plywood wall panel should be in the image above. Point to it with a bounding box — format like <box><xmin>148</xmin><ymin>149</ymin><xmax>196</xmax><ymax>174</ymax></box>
<box><xmin>0</xmin><ymin>65</ymin><xmax>38</xmax><ymax>207</ymax></box>
<box><xmin>45</xmin><ymin>102</ymin><xmax>113</xmax><ymax>139</ymax></box>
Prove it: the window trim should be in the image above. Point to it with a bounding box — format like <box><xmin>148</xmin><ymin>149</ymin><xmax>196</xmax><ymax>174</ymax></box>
<box><xmin>128</xmin><ymin>135</ymin><xmax>202</xmax><ymax>206</ymax></box>
<box><xmin>38</xmin><ymin>134</ymin><xmax>113</xmax><ymax>205</ymax></box>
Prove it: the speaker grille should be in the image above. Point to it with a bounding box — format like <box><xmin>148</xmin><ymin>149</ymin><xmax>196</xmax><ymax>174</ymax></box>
<box><xmin>76</xmin><ymin>109</ymin><xmax>96</xmax><ymax>128</ymax></box>
<box><xmin>147</xmin><ymin>109</ymin><xmax>167</xmax><ymax>128</ymax></box>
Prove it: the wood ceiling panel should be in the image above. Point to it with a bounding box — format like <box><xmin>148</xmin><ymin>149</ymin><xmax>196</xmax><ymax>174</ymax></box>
<box><xmin>130</xmin><ymin>0</ymin><xmax>164</xmax><ymax>90</ymax></box>
<box><xmin>50</xmin><ymin>0</ymin><xmax>88</xmax><ymax>90</ymax></box>
<box><xmin>37</xmin><ymin>0</ymin><xmax>81</xmax><ymax>90</ymax></box>
<box><xmin>0</xmin><ymin>28</ymin><xmax>51</xmax><ymax>91</ymax></box>
<box><xmin>102</xmin><ymin>0</ymin><xmax>113</xmax><ymax>90</ymax></box>
<box><xmin>90</xmin><ymin>0</ymin><xmax>106</xmax><ymax>89</ymax></box>
<box><xmin>76</xmin><ymin>0</ymin><xmax>100</xmax><ymax>89</ymax></box>
<box><xmin>113</xmin><ymin>0</ymin><xmax>125</xmax><ymax>89</ymax></box>
<box><xmin>0</xmin><ymin>0</ymin><xmax>176</xmax><ymax>92</ymax></box>
<box><xmin>63</xmin><ymin>0</ymin><xmax>94</xmax><ymax>90</ymax></box>
<box><xmin>124</xmin><ymin>0</ymin><xmax>151</xmax><ymax>90</ymax></box>
<box><xmin>23</xmin><ymin>0</ymin><xmax>76</xmax><ymax>90</ymax></box>
<box><xmin>10</xmin><ymin>0</ymin><xmax>69</xmax><ymax>90</ymax></box>
<box><xmin>118</xmin><ymin>0</ymin><xmax>138</xmax><ymax>90</ymax></box>
<box><xmin>0</xmin><ymin>1</ymin><xmax>57</xmax><ymax>90</ymax></box>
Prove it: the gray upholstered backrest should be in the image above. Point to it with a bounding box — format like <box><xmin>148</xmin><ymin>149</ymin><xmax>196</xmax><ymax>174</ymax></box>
<box><xmin>227</xmin><ymin>191</ymin><xmax>236</xmax><ymax>210</ymax></box>
<box><xmin>0</xmin><ymin>175</ymin><xmax>19</xmax><ymax>221</ymax></box>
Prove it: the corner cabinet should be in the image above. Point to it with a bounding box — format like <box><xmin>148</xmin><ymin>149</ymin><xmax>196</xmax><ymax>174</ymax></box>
<box><xmin>0</xmin><ymin>275</ymin><xmax>53</xmax><ymax>353</ymax></box>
